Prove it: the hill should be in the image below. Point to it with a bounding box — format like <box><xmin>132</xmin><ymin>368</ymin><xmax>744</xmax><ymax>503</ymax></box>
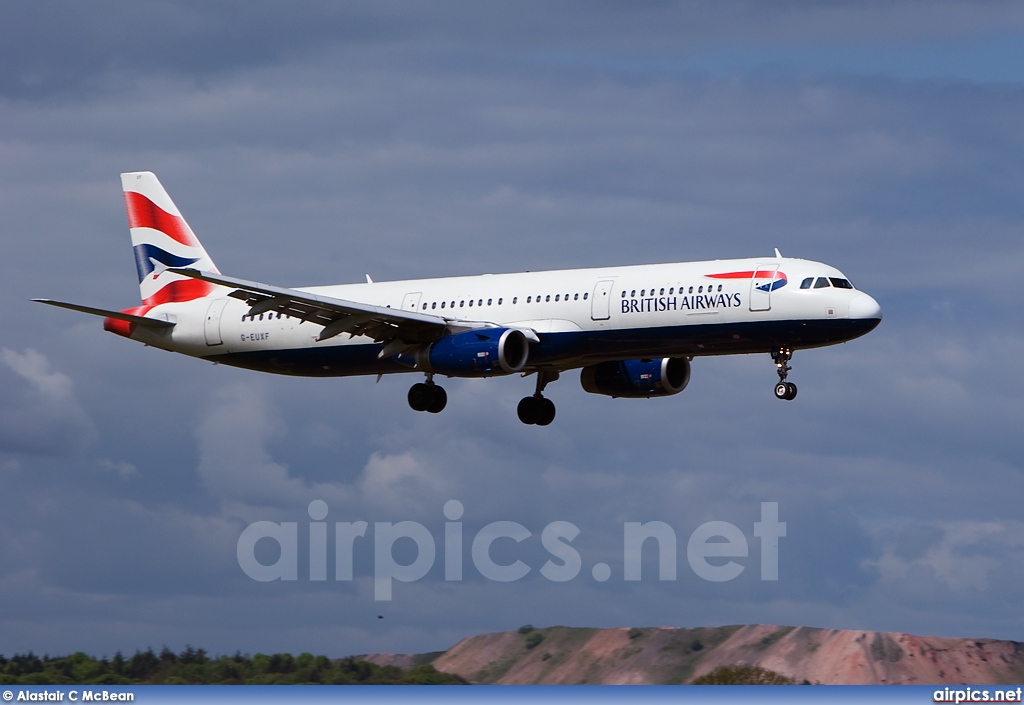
<box><xmin>364</xmin><ymin>624</ymin><xmax>1024</xmax><ymax>685</ymax></box>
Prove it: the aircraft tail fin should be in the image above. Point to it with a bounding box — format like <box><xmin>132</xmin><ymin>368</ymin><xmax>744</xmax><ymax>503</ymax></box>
<box><xmin>121</xmin><ymin>171</ymin><xmax>221</xmax><ymax>306</ymax></box>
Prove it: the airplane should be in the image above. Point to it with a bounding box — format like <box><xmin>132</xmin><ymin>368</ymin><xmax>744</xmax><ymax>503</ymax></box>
<box><xmin>35</xmin><ymin>172</ymin><xmax>882</xmax><ymax>426</ymax></box>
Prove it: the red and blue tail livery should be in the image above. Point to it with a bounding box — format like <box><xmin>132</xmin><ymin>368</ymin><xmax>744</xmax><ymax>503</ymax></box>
<box><xmin>35</xmin><ymin>172</ymin><xmax>881</xmax><ymax>425</ymax></box>
<box><xmin>122</xmin><ymin>172</ymin><xmax>220</xmax><ymax>307</ymax></box>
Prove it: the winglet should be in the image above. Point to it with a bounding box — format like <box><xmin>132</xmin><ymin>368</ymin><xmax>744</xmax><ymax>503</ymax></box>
<box><xmin>774</xmin><ymin>247</ymin><xmax>783</xmax><ymax>258</ymax></box>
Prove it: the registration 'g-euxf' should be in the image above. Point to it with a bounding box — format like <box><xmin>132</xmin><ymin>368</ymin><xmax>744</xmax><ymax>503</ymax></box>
<box><xmin>37</xmin><ymin>172</ymin><xmax>882</xmax><ymax>425</ymax></box>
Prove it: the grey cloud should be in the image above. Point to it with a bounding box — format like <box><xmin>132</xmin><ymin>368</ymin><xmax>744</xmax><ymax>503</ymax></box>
<box><xmin>2</xmin><ymin>0</ymin><xmax>1024</xmax><ymax>658</ymax></box>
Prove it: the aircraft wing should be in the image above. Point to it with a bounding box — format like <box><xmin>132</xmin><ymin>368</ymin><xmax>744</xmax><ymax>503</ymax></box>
<box><xmin>168</xmin><ymin>268</ymin><xmax>449</xmax><ymax>346</ymax></box>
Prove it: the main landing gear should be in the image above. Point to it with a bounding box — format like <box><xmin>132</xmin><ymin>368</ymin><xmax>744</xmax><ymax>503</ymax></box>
<box><xmin>408</xmin><ymin>375</ymin><xmax>447</xmax><ymax>414</ymax></box>
<box><xmin>518</xmin><ymin>370</ymin><xmax>558</xmax><ymax>426</ymax></box>
<box><xmin>772</xmin><ymin>348</ymin><xmax>798</xmax><ymax>401</ymax></box>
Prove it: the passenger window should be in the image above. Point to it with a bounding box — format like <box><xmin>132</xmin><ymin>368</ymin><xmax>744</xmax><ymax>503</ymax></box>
<box><xmin>441</xmin><ymin>302</ymin><xmax>445</xmax><ymax>308</ymax></box>
<box><xmin>631</xmin><ymin>290</ymin><xmax>636</xmax><ymax>297</ymax></box>
<box><xmin>800</xmin><ymin>277</ymin><xmax>813</xmax><ymax>289</ymax></box>
<box><xmin>468</xmin><ymin>300</ymin><xmax>473</xmax><ymax>307</ymax></box>
<box><xmin>829</xmin><ymin>278</ymin><xmax>853</xmax><ymax>289</ymax></box>
<box><xmin>487</xmin><ymin>298</ymin><xmax>492</xmax><ymax>305</ymax></box>
<box><xmin>717</xmin><ymin>285</ymin><xmax>722</xmax><ymax>292</ymax></box>
<box><xmin>422</xmin><ymin>303</ymin><xmax>427</xmax><ymax>310</ymax></box>
<box><xmin>660</xmin><ymin>288</ymin><xmax>665</xmax><ymax>295</ymax></box>
<box><xmin>574</xmin><ymin>293</ymin><xmax>579</xmax><ymax>300</ymax></box>
<box><xmin>814</xmin><ymin>277</ymin><xmax>830</xmax><ymax>289</ymax></box>
<box><xmin>510</xmin><ymin>297</ymin><xmax>515</xmax><ymax>304</ymax></box>
<box><xmin>640</xmin><ymin>289</ymin><xmax>645</xmax><ymax>297</ymax></box>
<box><xmin>259</xmin><ymin>313</ymin><xmax>264</xmax><ymax>320</ymax></box>
<box><xmin>555</xmin><ymin>294</ymin><xmax>560</xmax><ymax>302</ymax></box>
<box><xmin>432</xmin><ymin>302</ymin><xmax>437</xmax><ymax>309</ymax></box>
<box><xmin>583</xmin><ymin>293</ymin><xmax>588</xmax><ymax>300</ymax></box>
<box><xmin>545</xmin><ymin>295</ymin><xmax>550</xmax><ymax>302</ymax></box>
<box><xmin>698</xmin><ymin>286</ymin><xmax>703</xmax><ymax>293</ymax></box>
<box><xmin>527</xmin><ymin>296</ymin><xmax>532</xmax><ymax>303</ymax></box>
<box><xmin>688</xmin><ymin>286</ymin><xmax>693</xmax><ymax>294</ymax></box>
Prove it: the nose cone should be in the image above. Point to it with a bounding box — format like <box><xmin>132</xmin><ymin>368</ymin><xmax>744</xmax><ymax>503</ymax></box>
<box><xmin>849</xmin><ymin>293</ymin><xmax>882</xmax><ymax>321</ymax></box>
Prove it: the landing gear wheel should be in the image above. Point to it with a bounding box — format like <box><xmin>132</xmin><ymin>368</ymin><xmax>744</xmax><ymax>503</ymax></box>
<box><xmin>408</xmin><ymin>383</ymin><xmax>432</xmax><ymax>411</ymax></box>
<box><xmin>536</xmin><ymin>397</ymin><xmax>556</xmax><ymax>426</ymax></box>
<box><xmin>517</xmin><ymin>396</ymin><xmax>541</xmax><ymax>425</ymax></box>
<box><xmin>427</xmin><ymin>385</ymin><xmax>447</xmax><ymax>413</ymax></box>
<box><xmin>518</xmin><ymin>395</ymin><xmax>556</xmax><ymax>425</ymax></box>
<box><xmin>409</xmin><ymin>381</ymin><xmax>447</xmax><ymax>413</ymax></box>
<box><xmin>519</xmin><ymin>370</ymin><xmax>560</xmax><ymax>425</ymax></box>
<box><xmin>770</xmin><ymin>348</ymin><xmax>798</xmax><ymax>401</ymax></box>
<box><xmin>774</xmin><ymin>382</ymin><xmax>797</xmax><ymax>401</ymax></box>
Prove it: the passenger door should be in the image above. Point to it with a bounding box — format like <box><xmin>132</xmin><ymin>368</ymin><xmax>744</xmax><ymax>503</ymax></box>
<box><xmin>748</xmin><ymin>265</ymin><xmax>779</xmax><ymax>312</ymax></box>
<box><xmin>591</xmin><ymin>280</ymin><xmax>614</xmax><ymax>321</ymax></box>
<box><xmin>402</xmin><ymin>292</ymin><xmax>423</xmax><ymax>312</ymax></box>
<box><xmin>204</xmin><ymin>298</ymin><xmax>230</xmax><ymax>346</ymax></box>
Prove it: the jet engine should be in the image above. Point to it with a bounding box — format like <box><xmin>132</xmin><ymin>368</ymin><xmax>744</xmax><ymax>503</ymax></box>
<box><xmin>425</xmin><ymin>328</ymin><xmax>530</xmax><ymax>377</ymax></box>
<box><xmin>580</xmin><ymin>357</ymin><xmax>691</xmax><ymax>398</ymax></box>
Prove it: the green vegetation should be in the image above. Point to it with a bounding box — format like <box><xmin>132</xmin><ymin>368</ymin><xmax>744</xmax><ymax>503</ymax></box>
<box><xmin>524</xmin><ymin>632</ymin><xmax>545</xmax><ymax>650</ymax></box>
<box><xmin>0</xmin><ymin>648</ymin><xmax>467</xmax><ymax>685</ymax></box>
<box><xmin>756</xmin><ymin>627</ymin><xmax>795</xmax><ymax>651</ymax></box>
<box><xmin>691</xmin><ymin>664</ymin><xmax>795</xmax><ymax>685</ymax></box>
<box><xmin>517</xmin><ymin>625</ymin><xmax>534</xmax><ymax>635</ymax></box>
<box><xmin>869</xmin><ymin>634</ymin><xmax>904</xmax><ymax>663</ymax></box>
<box><xmin>474</xmin><ymin>653</ymin><xmax>520</xmax><ymax>684</ymax></box>
<box><xmin>628</xmin><ymin>628</ymin><xmax>645</xmax><ymax>640</ymax></box>
<box><xmin>655</xmin><ymin>626</ymin><xmax>743</xmax><ymax>684</ymax></box>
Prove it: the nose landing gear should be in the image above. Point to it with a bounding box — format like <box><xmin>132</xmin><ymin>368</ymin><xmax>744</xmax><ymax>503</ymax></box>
<box><xmin>518</xmin><ymin>370</ymin><xmax>558</xmax><ymax>425</ymax></box>
<box><xmin>408</xmin><ymin>374</ymin><xmax>447</xmax><ymax>413</ymax></box>
<box><xmin>771</xmin><ymin>348</ymin><xmax>797</xmax><ymax>401</ymax></box>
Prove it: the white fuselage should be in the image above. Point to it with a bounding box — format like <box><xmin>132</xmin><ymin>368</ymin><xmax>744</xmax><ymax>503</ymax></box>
<box><xmin>131</xmin><ymin>255</ymin><xmax>881</xmax><ymax>378</ymax></box>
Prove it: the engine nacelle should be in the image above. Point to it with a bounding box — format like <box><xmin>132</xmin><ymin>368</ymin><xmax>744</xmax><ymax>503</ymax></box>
<box><xmin>580</xmin><ymin>357</ymin><xmax>691</xmax><ymax>398</ymax></box>
<box><xmin>425</xmin><ymin>328</ymin><xmax>530</xmax><ymax>377</ymax></box>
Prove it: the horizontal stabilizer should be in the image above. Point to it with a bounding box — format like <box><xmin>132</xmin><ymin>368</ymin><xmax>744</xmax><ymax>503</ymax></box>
<box><xmin>32</xmin><ymin>299</ymin><xmax>175</xmax><ymax>329</ymax></box>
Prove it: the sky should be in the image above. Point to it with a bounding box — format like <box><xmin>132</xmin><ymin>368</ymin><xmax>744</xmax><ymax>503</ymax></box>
<box><xmin>2</xmin><ymin>0</ymin><xmax>1024</xmax><ymax>659</ymax></box>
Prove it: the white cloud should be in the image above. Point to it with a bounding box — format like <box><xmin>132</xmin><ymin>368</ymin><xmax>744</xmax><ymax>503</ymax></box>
<box><xmin>0</xmin><ymin>347</ymin><xmax>94</xmax><ymax>453</ymax></box>
<box><xmin>2</xmin><ymin>347</ymin><xmax>75</xmax><ymax>399</ymax></box>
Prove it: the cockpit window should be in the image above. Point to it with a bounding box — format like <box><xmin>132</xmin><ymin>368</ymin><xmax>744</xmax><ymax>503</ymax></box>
<box><xmin>813</xmin><ymin>277</ymin><xmax>831</xmax><ymax>289</ymax></box>
<box><xmin>800</xmin><ymin>277</ymin><xmax>813</xmax><ymax>289</ymax></box>
<box><xmin>829</xmin><ymin>277</ymin><xmax>854</xmax><ymax>289</ymax></box>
